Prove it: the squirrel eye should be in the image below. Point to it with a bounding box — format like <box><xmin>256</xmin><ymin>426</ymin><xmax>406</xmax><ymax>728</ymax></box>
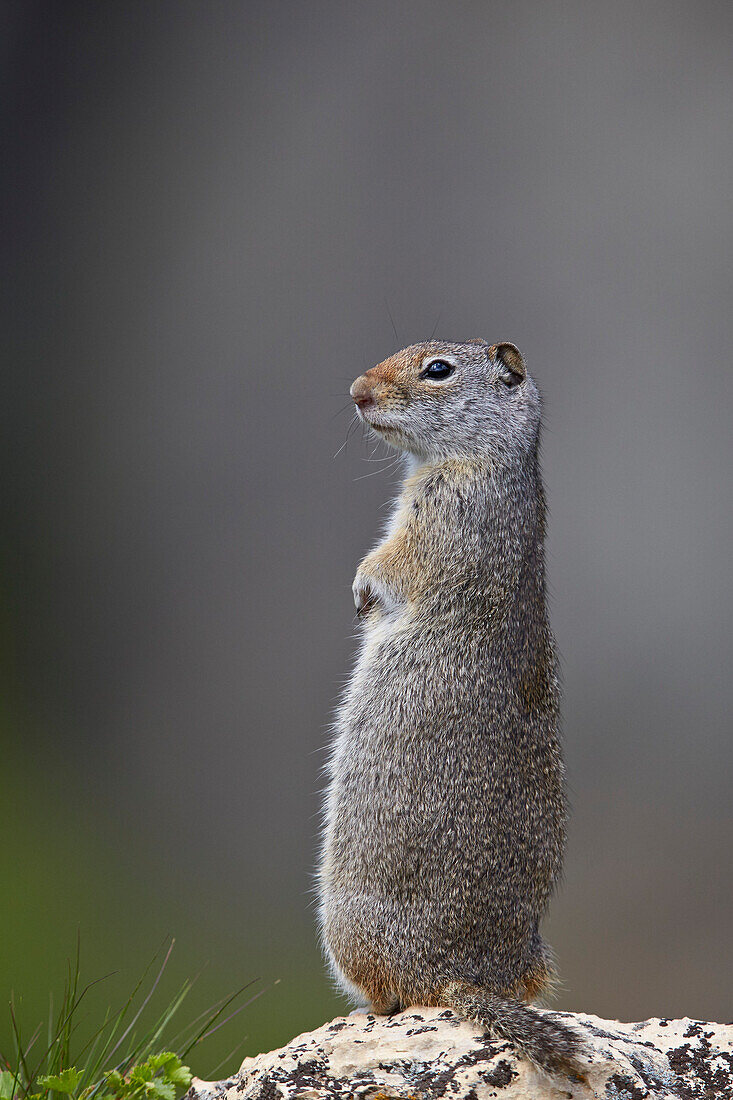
<box><xmin>421</xmin><ymin>360</ymin><xmax>454</xmax><ymax>380</ymax></box>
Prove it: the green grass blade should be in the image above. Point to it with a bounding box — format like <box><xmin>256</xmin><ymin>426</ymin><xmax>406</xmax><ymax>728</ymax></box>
<box><xmin>27</xmin><ymin>972</ymin><xmax>115</xmax><ymax>1093</ymax></box>
<box><xmin>102</xmin><ymin>941</ymin><xmax>175</xmax><ymax>1068</ymax></box>
<box><xmin>9</xmin><ymin>999</ymin><xmax>32</xmax><ymax>1091</ymax></box>
<box><xmin>180</xmin><ymin>981</ymin><xmax>260</xmax><ymax>1060</ymax></box>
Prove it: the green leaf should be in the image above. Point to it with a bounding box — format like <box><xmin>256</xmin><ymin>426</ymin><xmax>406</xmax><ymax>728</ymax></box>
<box><xmin>38</xmin><ymin>1068</ymin><xmax>83</xmax><ymax>1094</ymax></box>
<box><xmin>0</xmin><ymin>1071</ymin><xmax>17</xmax><ymax>1100</ymax></box>
<box><xmin>146</xmin><ymin>1054</ymin><xmax>175</xmax><ymax>1073</ymax></box>
<box><xmin>101</xmin><ymin>1070</ymin><xmax>130</xmax><ymax>1098</ymax></box>
<box><xmin>166</xmin><ymin>1065</ymin><xmax>191</xmax><ymax>1090</ymax></box>
<box><xmin>129</xmin><ymin>1064</ymin><xmax>153</xmax><ymax>1085</ymax></box>
<box><xmin>144</xmin><ymin>1082</ymin><xmax>175</xmax><ymax>1100</ymax></box>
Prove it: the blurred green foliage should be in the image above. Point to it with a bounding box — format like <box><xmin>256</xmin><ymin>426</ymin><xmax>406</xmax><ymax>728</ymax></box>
<box><xmin>0</xmin><ymin>936</ymin><xmax>264</xmax><ymax>1099</ymax></box>
<box><xmin>1</xmin><ymin>710</ymin><xmax>340</xmax><ymax>1080</ymax></box>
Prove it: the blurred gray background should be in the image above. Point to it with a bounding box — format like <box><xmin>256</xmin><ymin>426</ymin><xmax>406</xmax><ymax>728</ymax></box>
<box><xmin>2</xmin><ymin>0</ymin><xmax>732</xmax><ymax>1071</ymax></box>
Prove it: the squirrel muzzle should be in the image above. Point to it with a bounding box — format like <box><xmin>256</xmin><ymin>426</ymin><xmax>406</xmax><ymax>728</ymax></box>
<box><xmin>350</xmin><ymin>374</ymin><xmax>376</xmax><ymax>410</ymax></box>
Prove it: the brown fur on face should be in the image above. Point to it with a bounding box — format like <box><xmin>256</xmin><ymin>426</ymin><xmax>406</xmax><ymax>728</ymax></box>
<box><xmin>348</xmin><ymin>340</ymin><xmax>541</xmax><ymax>464</ymax></box>
<box><xmin>350</xmin><ymin>349</ymin><xmax>418</xmax><ymax>416</ymax></box>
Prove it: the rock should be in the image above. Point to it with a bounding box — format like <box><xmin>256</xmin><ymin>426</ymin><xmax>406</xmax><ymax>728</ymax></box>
<box><xmin>187</xmin><ymin>1006</ymin><xmax>733</xmax><ymax>1100</ymax></box>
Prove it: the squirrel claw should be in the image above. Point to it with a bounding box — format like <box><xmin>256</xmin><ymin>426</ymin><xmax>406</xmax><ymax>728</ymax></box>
<box><xmin>354</xmin><ymin>584</ymin><xmax>378</xmax><ymax>618</ymax></box>
<box><xmin>353</xmin><ymin>572</ymin><xmax>381</xmax><ymax>617</ymax></box>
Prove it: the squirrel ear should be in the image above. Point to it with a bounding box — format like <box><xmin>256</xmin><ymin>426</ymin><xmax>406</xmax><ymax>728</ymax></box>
<box><xmin>488</xmin><ymin>342</ymin><xmax>526</xmax><ymax>387</ymax></box>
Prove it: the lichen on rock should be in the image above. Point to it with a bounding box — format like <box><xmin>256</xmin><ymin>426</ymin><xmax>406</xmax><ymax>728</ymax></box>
<box><xmin>187</xmin><ymin>1006</ymin><xmax>733</xmax><ymax>1100</ymax></box>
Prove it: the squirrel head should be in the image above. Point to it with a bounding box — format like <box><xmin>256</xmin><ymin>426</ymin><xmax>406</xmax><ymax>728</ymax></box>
<box><xmin>350</xmin><ymin>339</ymin><xmax>541</xmax><ymax>462</ymax></box>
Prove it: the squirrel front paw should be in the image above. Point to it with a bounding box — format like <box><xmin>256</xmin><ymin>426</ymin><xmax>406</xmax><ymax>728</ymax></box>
<box><xmin>353</xmin><ymin>566</ymin><xmax>405</xmax><ymax>618</ymax></box>
<box><xmin>353</xmin><ymin>576</ymin><xmax>379</xmax><ymax>618</ymax></box>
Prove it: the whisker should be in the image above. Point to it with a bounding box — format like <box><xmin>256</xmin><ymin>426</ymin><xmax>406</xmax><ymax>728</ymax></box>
<box><xmin>361</xmin><ymin>451</ymin><xmax>401</xmax><ymax>463</ymax></box>
<box><xmin>367</xmin><ymin>436</ymin><xmax>383</xmax><ymax>460</ymax></box>
<box><xmin>333</xmin><ymin>414</ymin><xmax>359</xmax><ymax>459</ymax></box>
<box><xmin>353</xmin><ymin>455</ymin><xmax>402</xmax><ymax>481</ymax></box>
<box><xmin>384</xmin><ymin>297</ymin><xmax>400</xmax><ymax>346</ymax></box>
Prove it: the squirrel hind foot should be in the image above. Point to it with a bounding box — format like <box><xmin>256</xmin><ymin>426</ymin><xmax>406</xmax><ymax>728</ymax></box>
<box><xmin>368</xmin><ymin>993</ymin><xmax>402</xmax><ymax>1016</ymax></box>
<box><xmin>442</xmin><ymin>980</ymin><xmax>587</xmax><ymax>1083</ymax></box>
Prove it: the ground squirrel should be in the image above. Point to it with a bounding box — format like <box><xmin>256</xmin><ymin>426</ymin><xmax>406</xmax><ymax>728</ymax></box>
<box><xmin>317</xmin><ymin>339</ymin><xmax>583</xmax><ymax>1078</ymax></box>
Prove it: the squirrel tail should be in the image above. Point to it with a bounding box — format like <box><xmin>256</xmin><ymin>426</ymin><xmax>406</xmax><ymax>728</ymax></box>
<box><xmin>442</xmin><ymin>980</ymin><xmax>586</xmax><ymax>1080</ymax></box>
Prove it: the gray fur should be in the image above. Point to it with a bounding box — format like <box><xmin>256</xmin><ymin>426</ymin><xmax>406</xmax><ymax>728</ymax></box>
<box><xmin>318</xmin><ymin>339</ymin><xmax>584</xmax><ymax>1078</ymax></box>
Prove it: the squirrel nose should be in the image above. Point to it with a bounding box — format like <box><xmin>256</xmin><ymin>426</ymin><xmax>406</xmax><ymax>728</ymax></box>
<box><xmin>350</xmin><ymin>376</ymin><xmax>375</xmax><ymax>409</ymax></box>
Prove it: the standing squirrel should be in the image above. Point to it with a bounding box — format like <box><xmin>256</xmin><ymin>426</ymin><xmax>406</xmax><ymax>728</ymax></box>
<box><xmin>318</xmin><ymin>339</ymin><xmax>584</xmax><ymax>1078</ymax></box>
